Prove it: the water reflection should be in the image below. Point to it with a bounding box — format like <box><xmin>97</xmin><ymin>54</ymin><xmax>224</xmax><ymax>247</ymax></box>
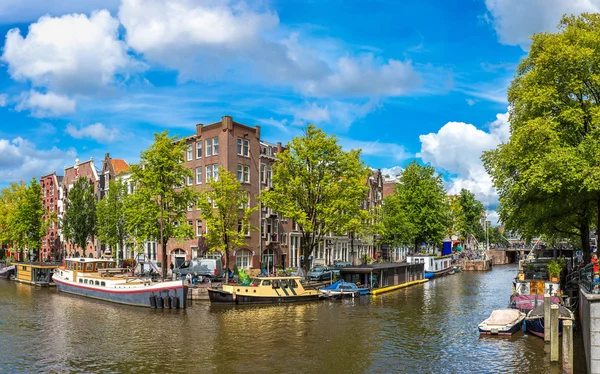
<box><xmin>0</xmin><ymin>265</ymin><xmax>587</xmax><ymax>373</ymax></box>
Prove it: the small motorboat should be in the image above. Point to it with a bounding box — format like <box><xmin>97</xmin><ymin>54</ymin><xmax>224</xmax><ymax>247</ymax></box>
<box><xmin>479</xmin><ymin>309</ymin><xmax>525</xmax><ymax>335</ymax></box>
<box><xmin>0</xmin><ymin>265</ymin><xmax>15</xmax><ymax>279</ymax></box>
<box><xmin>319</xmin><ymin>280</ymin><xmax>370</xmax><ymax>297</ymax></box>
<box><xmin>524</xmin><ymin>303</ymin><xmax>575</xmax><ymax>338</ymax></box>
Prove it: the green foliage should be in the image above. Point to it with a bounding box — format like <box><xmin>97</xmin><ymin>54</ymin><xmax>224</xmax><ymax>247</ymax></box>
<box><xmin>382</xmin><ymin>161</ymin><xmax>449</xmax><ymax>250</ymax></box>
<box><xmin>62</xmin><ymin>177</ymin><xmax>97</xmax><ymax>254</ymax></box>
<box><xmin>260</xmin><ymin>124</ymin><xmax>370</xmax><ymax>272</ymax></box>
<box><xmin>448</xmin><ymin>189</ymin><xmax>485</xmax><ymax>243</ymax></box>
<box><xmin>126</xmin><ymin>131</ymin><xmax>197</xmax><ymax>277</ymax></box>
<box><xmin>0</xmin><ymin>182</ymin><xmax>27</xmax><ymax>259</ymax></box>
<box><xmin>97</xmin><ymin>179</ymin><xmax>128</xmax><ymax>256</ymax></box>
<box><xmin>483</xmin><ymin>13</ymin><xmax>600</xmax><ymax>260</ymax></box>
<box><xmin>197</xmin><ymin>167</ymin><xmax>256</xmax><ymax>283</ymax></box>
<box><xmin>7</xmin><ymin>178</ymin><xmax>47</xmax><ymax>259</ymax></box>
<box><xmin>547</xmin><ymin>260</ymin><xmax>563</xmax><ymax>278</ymax></box>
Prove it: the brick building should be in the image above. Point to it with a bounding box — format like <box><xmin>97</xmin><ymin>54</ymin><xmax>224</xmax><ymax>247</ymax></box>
<box><xmin>40</xmin><ymin>172</ymin><xmax>63</xmax><ymax>261</ymax></box>
<box><xmin>62</xmin><ymin>158</ymin><xmax>99</xmax><ymax>258</ymax></box>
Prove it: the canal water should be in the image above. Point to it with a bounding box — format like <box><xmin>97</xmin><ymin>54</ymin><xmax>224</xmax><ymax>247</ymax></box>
<box><xmin>0</xmin><ymin>265</ymin><xmax>587</xmax><ymax>373</ymax></box>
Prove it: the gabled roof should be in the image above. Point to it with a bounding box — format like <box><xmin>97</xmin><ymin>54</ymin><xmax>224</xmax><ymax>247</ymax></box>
<box><xmin>111</xmin><ymin>159</ymin><xmax>130</xmax><ymax>175</ymax></box>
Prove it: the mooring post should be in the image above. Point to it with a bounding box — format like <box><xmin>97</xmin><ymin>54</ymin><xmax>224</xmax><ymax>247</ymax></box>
<box><xmin>562</xmin><ymin>320</ymin><xmax>573</xmax><ymax>374</ymax></box>
<box><xmin>544</xmin><ymin>293</ymin><xmax>551</xmax><ymax>343</ymax></box>
<box><xmin>550</xmin><ymin>304</ymin><xmax>559</xmax><ymax>362</ymax></box>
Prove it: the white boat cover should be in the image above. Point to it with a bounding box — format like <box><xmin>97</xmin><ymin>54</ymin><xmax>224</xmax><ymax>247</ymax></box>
<box><xmin>484</xmin><ymin>309</ymin><xmax>523</xmax><ymax>326</ymax></box>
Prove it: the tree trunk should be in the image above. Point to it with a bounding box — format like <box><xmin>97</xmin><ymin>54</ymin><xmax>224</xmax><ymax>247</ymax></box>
<box><xmin>224</xmin><ymin>236</ymin><xmax>229</xmax><ymax>284</ymax></box>
<box><xmin>160</xmin><ymin>201</ymin><xmax>166</xmax><ymax>280</ymax></box>
<box><xmin>414</xmin><ymin>238</ymin><xmax>418</xmax><ymax>253</ymax></box>
<box><xmin>582</xmin><ymin>221</ymin><xmax>591</xmax><ymax>264</ymax></box>
<box><xmin>597</xmin><ymin>196</ymin><xmax>600</xmax><ymax>259</ymax></box>
<box><xmin>350</xmin><ymin>232</ymin><xmax>355</xmax><ymax>264</ymax></box>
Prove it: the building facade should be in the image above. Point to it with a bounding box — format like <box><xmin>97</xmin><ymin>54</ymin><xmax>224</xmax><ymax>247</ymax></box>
<box><xmin>40</xmin><ymin>172</ymin><xmax>63</xmax><ymax>261</ymax></box>
<box><xmin>62</xmin><ymin>158</ymin><xmax>99</xmax><ymax>258</ymax></box>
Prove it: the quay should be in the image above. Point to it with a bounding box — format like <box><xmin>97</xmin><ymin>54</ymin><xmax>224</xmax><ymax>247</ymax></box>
<box><xmin>463</xmin><ymin>258</ymin><xmax>493</xmax><ymax>271</ymax></box>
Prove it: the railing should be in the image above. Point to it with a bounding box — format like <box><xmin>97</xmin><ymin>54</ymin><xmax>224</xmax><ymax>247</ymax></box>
<box><xmin>579</xmin><ymin>263</ymin><xmax>600</xmax><ymax>294</ymax></box>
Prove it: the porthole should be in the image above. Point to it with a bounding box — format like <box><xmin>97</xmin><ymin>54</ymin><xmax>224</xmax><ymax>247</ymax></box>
<box><xmin>245</xmin><ymin>289</ymin><xmax>248</xmax><ymax>292</ymax></box>
<box><xmin>101</xmin><ymin>282</ymin><xmax>105</xmax><ymax>286</ymax></box>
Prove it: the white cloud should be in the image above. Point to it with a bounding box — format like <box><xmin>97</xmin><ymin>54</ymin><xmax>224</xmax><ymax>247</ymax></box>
<box><xmin>466</xmin><ymin>99</ymin><xmax>476</xmax><ymax>106</ymax></box>
<box><xmin>118</xmin><ymin>0</ymin><xmax>421</xmax><ymax>98</ymax></box>
<box><xmin>0</xmin><ymin>0</ymin><xmax>120</xmax><ymax>24</ymax></box>
<box><xmin>292</xmin><ymin>103</ymin><xmax>331</xmax><ymax>124</ymax></box>
<box><xmin>0</xmin><ymin>137</ymin><xmax>76</xmax><ymax>182</ymax></box>
<box><xmin>484</xmin><ymin>0</ymin><xmax>600</xmax><ymax>50</ymax></box>
<box><xmin>65</xmin><ymin>123</ymin><xmax>121</xmax><ymax>143</ymax></box>
<box><xmin>302</xmin><ymin>55</ymin><xmax>422</xmax><ymax>97</ymax></box>
<box><xmin>380</xmin><ymin>166</ymin><xmax>403</xmax><ymax>180</ymax></box>
<box><xmin>339</xmin><ymin>137</ymin><xmax>412</xmax><ymax>162</ymax></box>
<box><xmin>16</xmin><ymin>91</ymin><xmax>76</xmax><ymax>118</ymax></box>
<box><xmin>291</xmin><ymin>99</ymin><xmax>380</xmax><ymax>128</ymax></box>
<box><xmin>418</xmin><ymin>111</ymin><xmax>510</xmax><ymax>207</ymax></box>
<box><xmin>2</xmin><ymin>10</ymin><xmax>139</xmax><ymax>95</ymax></box>
<box><xmin>0</xmin><ymin>94</ymin><xmax>7</xmax><ymax>107</ymax></box>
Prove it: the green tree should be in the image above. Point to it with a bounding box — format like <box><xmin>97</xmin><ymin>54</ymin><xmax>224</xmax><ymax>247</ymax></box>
<box><xmin>382</xmin><ymin>161</ymin><xmax>448</xmax><ymax>251</ymax></box>
<box><xmin>11</xmin><ymin>178</ymin><xmax>46</xmax><ymax>260</ymax></box>
<box><xmin>483</xmin><ymin>13</ymin><xmax>600</xmax><ymax>260</ymax></box>
<box><xmin>197</xmin><ymin>167</ymin><xmax>256</xmax><ymax>283</ymax></box>
<box><xmin>62</xmin><ymin>177</ymin><xmax>97</xmax><ymax>256</ymax></box>
<box><xmin>260</xmin><ymin>125</ymin><xmax>370</xmax><ymax>272</ymax></box>
<box><xmin>127</xmin><ymin>131</ymin><xmax>197</xmax><ymax>278</ymax></box>
<box><xmin>97</xmin><ymin>179</ymin><xmax>128</xmax><ymax>258</ymax></box>
<box><xmin>0</xmin><ymin>182</ymin><xmax>26</xmax><ymax>254</ymax></box>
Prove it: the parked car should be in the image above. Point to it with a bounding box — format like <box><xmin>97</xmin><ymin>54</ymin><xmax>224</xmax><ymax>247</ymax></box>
<box><xmin>307</xmin><ymin>266</ymin><xmax>333</xmax><ymax>281</ymax></box>
<box><xmin>334</xmin><ymin>261</ymin><xmax>352</xmax><ymax>268</ymax></box>
<box><xmin>176</xmin><ymin>258</ymin><xmax>223</xmax><ymax>278</ymax></box>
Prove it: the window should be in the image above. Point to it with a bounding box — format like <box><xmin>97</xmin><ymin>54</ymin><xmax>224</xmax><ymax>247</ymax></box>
<box><xmin>187</xmin><ymin>220</ymin><xmax>193</xmax><ymax>228</ymax></box>
<box><xmin>196</xmin><ymin>141</ymin><xmax>202</xmax><ymax>159</ymax></box>
<box><xmin>237</xmin><ymin>138</ymin><xmax>249</xmax><ymax>157</ymax></box>
<box><xmin>266</xmin><ymin>165</ymin><xmax>272</xmax><ymax>186</ymax></box>
<box><xmin>238</xmin><ymin>220</ymin><xmax>250</xmax><ymax>236</ymax></box>
<box><xmin>196</xmin><ymin>167</ymin><xmax>202</xmax><ymax>184</ymax></box>
<box><xmin>101</xmin><ymin>281</ymin><xmax>105</xmax><ymax>286</ymax></box>
<box><xmin>239</xmin><ymin>191</ymin><xmax>249</xmax><ymax>210</ymax></box>
<box><xmin>205</xmin><ymin>138</ymin><xmax>213</xmax><ymax>157</ymax></box>
<box><xmin>205</xmin><ymin>137</ymin><xmax>218</xmax><ymax>157</ymax></box>
<box><xmin>281</xmin><ymin>232</ymin><xmax>287</xmax><ymax>245</ymax></box>
<box><xmin>236</xmin><ymin>249</ymin><xmax>252</xmax><ymax>270</ymax></box>
<box><xmin>187</xmin><ymin>175</ymin><xmax>193</xmax><ymax>186</ymax></box>
<box><xmin>237</xmin><ymin>165</ymin><xmax>249</xmax><ymax>183</ymax></box>
<box><xmin>196</xmin><ymin>220</ymin><xmax>202</xmax><ymax>236</ymax></box>
<box><xmin>206</xmin><ymin>164</ymin><xmax>212</xmax><ymax>181</ymax></box>
<box><xmin>260</xmin><ymin>163</ymin><xmax>266</xmax><ymax>183</ymax></box>
<box><xmin>213</xmin><ymin>164</ymin><xmax>219</xmax><ymax>181</ymax></box>
<box><xmin>187</xmin><ymin>144</ymin><xmax>193</xmax><ymax>161</ymax></box>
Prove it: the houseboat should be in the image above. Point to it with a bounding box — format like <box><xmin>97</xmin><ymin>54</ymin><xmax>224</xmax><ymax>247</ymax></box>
<box><xmin>53</xmin><ymin>258</ymin><xmax>187</xmax><ymax>308</ymax></box>
<box><xmin>510</xmin><ymin>259</ymin><xmax>561</xmax><ymax>312</ymax></box>
<box><xmin>208</xmin><ymin>276</ymin><xmax>322</xmax><ymax>304</ymax></box>
<box><xmin>13</xmin><ymin>262</ymin><xmax>59</xmax><ymax>286</ymax></box>
<box><xmin>339</xmin><ymin>262</ymin><xmax>426</xmax><ymax>295</ymax></box>
<box><xmin>406</xmin><ymin>254</ymin><xmax>453</xmax><ymax>278</ymax></box>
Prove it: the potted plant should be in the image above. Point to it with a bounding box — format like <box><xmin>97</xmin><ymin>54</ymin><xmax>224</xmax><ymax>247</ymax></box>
<box><xmin>547</xmin><ymin>260</ymin><xmax>561</xmax><ymax>282</ymax></box>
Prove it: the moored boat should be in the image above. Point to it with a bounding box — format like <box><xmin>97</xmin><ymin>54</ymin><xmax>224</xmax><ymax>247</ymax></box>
<box><xmin>524</xmin><ymin>303</ymin><xmax>575</xmax><ymax>338</ymax></box>
<box><xmin>208</xmin><ymin>276</ymin><xmax>322</xmax><ymax>304</ymax></box>
<box><xmin>319</xmin><ymin>280</ymin><xmax>370</xmax><ymax>297</ymax></box>
<box><xmin>478</xmin><ymin>309</ymin><xmax>525</xmax><ymax>335</ymax></box>
<box><xmin>510</xmin><ymin>259</ymin><xmax>562</xmax><ymax>313</ymax></box>
<box><xmin>13</xmin><ymin>262</ymin><xmax>58</xmax><ymax>286</ymax></box>
<box><xmin>0</xmin><ymin>265</ymin><xmax>15</xmax><ymax>279</ymax></box>
<box><xmin>53</xmin><ymin>258</ymin><xmax>187</xmax><ymax>308</ymax></box>
<box><xmin>407</xmin><ymin>254</ymin><xmax>453</xmax><ymax>278</ymax></box>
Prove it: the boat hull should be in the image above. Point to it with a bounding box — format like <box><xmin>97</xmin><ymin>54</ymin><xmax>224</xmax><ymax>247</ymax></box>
<box><xmin>54</xmin><ymin>277</ymin><xmax>187</xmax><ymax>308</ymax></box>
<box><xmin>208</xmin><ymin>288</ymin><xmax>321</xmax><ymax>304</ymax></box>
<box><xmin>479</xmin><ymin>321</ymin><xmax>522</xmax><ymax>336</ymax></box>
<box><xmin>525</xmin><ymin>317</ymin><xmax>565</xmax><ymax>338</ymax></box>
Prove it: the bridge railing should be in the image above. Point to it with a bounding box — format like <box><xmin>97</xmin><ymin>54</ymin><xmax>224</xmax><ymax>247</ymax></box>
<box><xmin>579</xmin><ymin>263</ymin><xmax>599</xmax><ymax>294</ymax></box>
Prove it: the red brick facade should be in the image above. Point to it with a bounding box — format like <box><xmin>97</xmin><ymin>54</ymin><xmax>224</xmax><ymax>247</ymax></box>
<box><xmin>40</xmin><ymin>172</ymin><xmax>62</xmax><ymax>261</ymax></box>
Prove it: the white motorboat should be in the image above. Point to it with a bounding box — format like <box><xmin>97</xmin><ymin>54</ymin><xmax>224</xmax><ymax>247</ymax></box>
<box><xmin>478</xmin><ymin>309</ymin><xmax>525</xmax><ymax>335</ymax></box>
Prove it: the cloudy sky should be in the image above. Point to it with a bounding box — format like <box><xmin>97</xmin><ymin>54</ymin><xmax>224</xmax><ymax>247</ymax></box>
<box><xmin>0</xmin><ymin>0</ymin><xmax>596</xmax><ymax>222</ymax></box>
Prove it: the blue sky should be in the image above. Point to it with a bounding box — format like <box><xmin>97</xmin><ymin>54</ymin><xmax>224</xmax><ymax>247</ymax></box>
<box><xmin>0</xmin><ymin>0</ymin><xmax>596</xmax><ymax>222</ymax></box>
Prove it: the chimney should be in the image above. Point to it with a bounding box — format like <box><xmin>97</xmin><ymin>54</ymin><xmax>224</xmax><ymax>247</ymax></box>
<box><xmin>222</xmin><ymin>116</ymin><xmax>233</xmax><ymax>131</ymax></box>
<box><xmin>277</xmin><ymin>142</ymin><xmax>283</xmax><ymax>153</ymax></box>
<box><xmin>105</xmin><ymin>153</ymin><xmax>110</xmax><ymax>160</ymax></box>
<box><xmin>254</xmin><ymin>125</ymin><xmax>261</xmax><ymax>140</ymax></box>
<box><xmin>196</xmin><ymin>123</ymin><xmax>203</xmax><ymax>136</ymax></box>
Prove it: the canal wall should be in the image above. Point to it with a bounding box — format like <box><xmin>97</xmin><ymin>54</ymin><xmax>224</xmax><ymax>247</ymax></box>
<box><xmin>463</xmin><ymin>259</ymin><xmax>493</xmax><ymax>271</ymax></box>
<box><xmin>486</xmin><ymin>250</ymin><xmax>516</xmax><ymax>265</ymax></box>
<box><xmin>579</xmin><ymin>288</ymin><xmax>600</xmax><ymax>374</ymax></box>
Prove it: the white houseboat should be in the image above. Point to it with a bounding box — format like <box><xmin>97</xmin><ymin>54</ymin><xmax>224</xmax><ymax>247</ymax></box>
<box><xmin>53</xmin><ymin>258</ymin><xmax>187</xmax><ymax>308</ymax></box>
<box><xmin>406</xmin><ymin>254</ymin><xmax>454</xmax><ymax>279</ymax></box>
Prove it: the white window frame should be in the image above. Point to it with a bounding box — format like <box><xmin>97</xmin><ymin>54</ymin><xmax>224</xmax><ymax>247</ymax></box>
<box><xmin>235</xmin><ymin>249</ymin><xmax>252</xmax><ymax>270</ymax></box>
<box><xmin>237</xmin><ymin>138</ymin><xmax>243</xmax><ymax>156</ymax></box>
<box><xmin>187</xmin><ymin>144</ymin><xmax>193</xmax><ymax>161</ymax></box>
<box><xmin>205</xmin><ymin>138</ymin><xmax>213</xmax><ymax>157</ymax></box>
<box><xmin>196</xmin><ymin>141</ymin><xmax>202</xmax><ymax>159</ymax></box>
<box><xmin>213</xmin><ymin>137</ymin><xmax>219</xmax><ymax>155</ymax></box>
<box><xmin>196</xmin><ymin>167</ymin><xmax>202</xmax><ymax>184</ymax></box>
<box><xmin>196</xmin><ymin>220</ymin><xmax>202</xmax><ymax>236</ymax></box>
<box><xmin>187</xmin><ymin>175</ymin><xmax>193</xmax><ymax>186</ymax></box>
<box><xmin>206</xmin><ymin>164</ymin><xmax>212</xmax><ymax>182</ymax></box>
<box><xmin>213</xmin><ymin>164</ymin><xmax>219</xmax><ymax>181</ymax></box>
<box><xmin>243</xmin><ymin>165</ymin><xmax>250</xmax><ymax>183</ymax></box>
